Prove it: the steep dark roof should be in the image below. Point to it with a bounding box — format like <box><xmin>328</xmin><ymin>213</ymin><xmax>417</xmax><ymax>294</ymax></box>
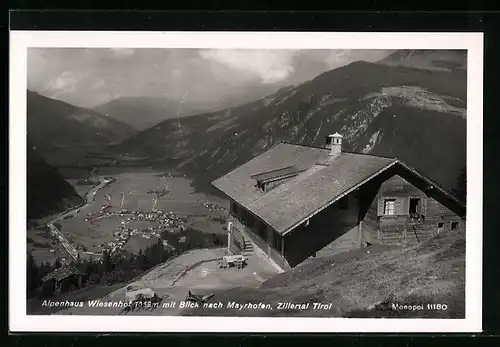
<box><xmin>212</xmin><ymin>143</ymin><xmax>396</xmax><ymax>234</ymax></box>
<box><xmin>41</xmin><ymin>266</ymin><xmax>81</xmax><ymax>282</ymax></box>
<box><xmin>212</xmin><ymin>143</ymin><xmax>329</xmax><ymax>208</ymax></box>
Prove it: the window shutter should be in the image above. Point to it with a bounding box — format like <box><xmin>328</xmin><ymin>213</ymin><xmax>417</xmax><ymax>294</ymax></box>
<box><xmin>420</xmin><ymin>198</ymin><xmax>427</xmax><ymax>216</ymax></box>
<box><xmin>377</xmin><ymin>198</ymin><xmax>384</xmax><ymax>216</ymax></box>
<box><xmin>395</xmin><ymin>199</ymin><xmax>403</xmax><ymax>215</ymax></box>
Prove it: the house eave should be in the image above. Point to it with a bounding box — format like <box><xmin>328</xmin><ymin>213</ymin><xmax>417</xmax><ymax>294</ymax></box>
<box><xmin>395</xmin><ymin>160</ymin><xmax>466</xmax><ymax>209</ymax></box>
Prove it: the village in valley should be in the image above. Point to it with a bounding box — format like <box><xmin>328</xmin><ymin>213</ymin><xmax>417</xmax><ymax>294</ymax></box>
<box><xmin>27</xmin><ymin>169</ymin><xmax>231</xmax><ymax>291</ymax></box>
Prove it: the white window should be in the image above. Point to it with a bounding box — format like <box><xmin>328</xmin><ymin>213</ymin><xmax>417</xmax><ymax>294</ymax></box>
<box><xmin>384</xmin><ymin>199</ymin><xmax>396</xmax><ymax>215</ymax></box>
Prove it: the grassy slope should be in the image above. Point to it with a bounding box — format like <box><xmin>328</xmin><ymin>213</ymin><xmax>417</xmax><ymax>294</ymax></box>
<box><xmin>182</xmin><ymin>228</ymin><xmax>465</xmax><ymax>318</ymax></box>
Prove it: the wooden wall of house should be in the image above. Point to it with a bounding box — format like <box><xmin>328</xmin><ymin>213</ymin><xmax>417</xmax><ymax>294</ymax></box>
<box><xmin>243</xmin><ymin>221</ymin><xmax>270</xmax><ymax>256</ymax></box>
<box><xmin>231</xmin><ymin>201</ymin><xmax>277</xmax><ymax>254</ymax></box>
<box><xmin>357</xmin><ymin>178</ymin><xmax>382</xmax><ymax>246</ymax></box>
<box><xmin>362</xmin><ymin>173</ymin><xmax>464</xmax><ymax>247</ymax></box>
<box><xmin>315</xmin><ymin>227</ymin><xmax>361</xmax><ymax>258</ymax></box>
<box><xmin>268</xmin><ymin>241</ymin><xmax>289</xmax><ymax>270</ymax></box>
<box><xmin>232</xmin><ymin>212</ymin><xmax>291</xmax><ymax>270</ymax></box>
<box><xmin>283</xmin><ymin>195</ymin><xmax>360</xmax><ymax>267</ymax></box>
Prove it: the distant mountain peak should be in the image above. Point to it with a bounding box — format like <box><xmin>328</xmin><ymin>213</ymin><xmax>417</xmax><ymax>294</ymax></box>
<box><xmin>378</xmin><ymin>49</ymin><xmax>466</xmax><ymax>71</ymax></box>
<box><xmin>27</xmin><ymin>92</ymin><xmax>137</xmax><ymax>165</ymax></box>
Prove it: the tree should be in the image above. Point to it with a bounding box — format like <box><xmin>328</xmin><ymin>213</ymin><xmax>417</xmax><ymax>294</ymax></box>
<box><xmin>137</xmin><ymin>249</ymin><xmax>148</xmax><ymax>271</ymax></box>
<box><xmin>102</xmin><ymin>251</ymin><xmax>113</xmax><ymax>273</ymax></box>
<box><xmin>54</xmin><ymin>257</ymin><xmax>62</xmax><ymax>269</ymax></box>
<box><xmin>39</xmin><ymin>261</ymin><xmax>53</xmax><ymax>278</ymax></box>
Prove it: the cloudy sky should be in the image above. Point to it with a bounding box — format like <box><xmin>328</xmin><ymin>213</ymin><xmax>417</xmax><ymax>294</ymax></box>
<box><xmin>28</xmin><ymin>48</ymin><xmax>393</xmax><ymax>109</ymax></box>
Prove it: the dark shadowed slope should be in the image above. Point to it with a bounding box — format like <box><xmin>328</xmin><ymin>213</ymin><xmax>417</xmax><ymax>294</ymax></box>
<box><xmin>112</xmin><ymin>60</ymin><xmax>466</xmax><ymax>196</ymax></box>
<box><xmin>27</xmin><ymin>147</ymin><xmax>84</xmax><ymax>219</ymax></box>
<box><xmin>27</xmin><ymin>91</ymin><xmax>137</xmax><ymax>165</ymax></box>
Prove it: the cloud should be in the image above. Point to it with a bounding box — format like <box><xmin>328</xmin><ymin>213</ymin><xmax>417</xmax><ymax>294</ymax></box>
<box><xmin>27</xmin><ymin>48</ymin><xmax>394</xmax><ymax>109</ymax></box>
<box><xmin>44</xmin><ymin>71</ymin><xmax>81</xmax><ymax>93</ymax></box>
<box><xmin>199</xmin><ymin>49</ymin><xmax>299</xmax><ymax>84</ymax></box>
<box><xmin>171</xmin><ymin>69</ymin><xmax>183</xmax><ymax>79</ymax></box>
<box><xmin>110</xmin><ymin>48</ymin><xmax>136</xmax><ymax>59</ymax></box>
<box><xmin>91</xmin><ymin>79</ymin><xmax>106</xmax><ymax>90</ymax></box>
<box><xmin>324</xmin><ymin>51</ymin><xmax>351</xmax><ymax>68</ymax></box>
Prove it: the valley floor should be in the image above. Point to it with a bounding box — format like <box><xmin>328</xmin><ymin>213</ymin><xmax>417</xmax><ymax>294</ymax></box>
<box><xmin>27</xmin><ymin>167</ymin><xmax>229</xmax><ymax>265</ymax></box>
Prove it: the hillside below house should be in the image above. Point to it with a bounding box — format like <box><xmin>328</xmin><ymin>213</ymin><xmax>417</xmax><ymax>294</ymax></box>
<box><xmin>27</xmin><ymin>147</ymin><xmax>84</xmax><ymax>219</ymax></box>
<box><xmin>111</xmin><ymin>59</ymin><xmax>466</xmax><ymax>197</ymax></box>
<box><xmin>27</xmin><ymin>90</ymin><xmax>137</xmax><ymax>166</ymax></box>
<box><xmin>182</xmin><ymin>226</ymin><xmax>465</xmax><ymax>318</ymax></box>
<box><xmin>55</xmin><ymin>227</ymin><xmax>465</xmax><ymax>318</ymax></box>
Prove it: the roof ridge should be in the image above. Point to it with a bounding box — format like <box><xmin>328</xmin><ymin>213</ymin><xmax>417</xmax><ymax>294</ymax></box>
<box><xmin>342</xmin><ymin>151</ymin><xmax>398</xmax><ymax>161</ymax></box>
<box><xmin>280</xmin><ymin>141</ymin><xmax>398</xmax><ymax>160</ymax></box>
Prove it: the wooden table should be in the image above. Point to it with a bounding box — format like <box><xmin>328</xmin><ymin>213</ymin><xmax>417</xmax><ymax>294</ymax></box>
<box><xmin>222</xmin><ymin>255</ymin><xmax>247</xmax><ymax>268</ymax></box>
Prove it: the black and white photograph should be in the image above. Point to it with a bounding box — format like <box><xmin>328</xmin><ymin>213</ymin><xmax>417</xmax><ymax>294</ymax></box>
<box><xmin>9</xmin><ymin>31</ymin><xmax>483</xmax><ymax>333</ymax></box>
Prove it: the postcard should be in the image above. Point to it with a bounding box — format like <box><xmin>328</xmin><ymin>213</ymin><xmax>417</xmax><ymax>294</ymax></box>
<box><xmin>9</xmin><ymin>30</ymin><xmax>483</xmax><ymax>332</ymax></box>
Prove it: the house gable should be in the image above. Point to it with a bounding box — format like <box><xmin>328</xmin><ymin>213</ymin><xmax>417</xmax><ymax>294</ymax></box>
<box><xmin>359</xmin><ymin>170</ymin><xmax>465</xmax><ymax>248</ymax></box>
<box><xmin>279</xmin><ymin>160</ymin><xmax>465</xmax><ymax>235</ymax></box>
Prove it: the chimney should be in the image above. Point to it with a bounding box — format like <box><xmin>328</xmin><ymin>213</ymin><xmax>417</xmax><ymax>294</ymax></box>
<box><xmin>325</xmin><ymin>132</ymin><xmax>343</xmax><ymax>157</ymax></box>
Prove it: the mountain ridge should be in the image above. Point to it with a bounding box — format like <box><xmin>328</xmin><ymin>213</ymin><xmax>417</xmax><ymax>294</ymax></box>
<box><xmin>27</xmin><ymin>90</ymin><xmax>137</xmax><ymax>166</ymax></box>
<box><xmin>377</xmin><ymin>49</ymin><xmax>467</xmax><ymax>71</ymax></box>
<box><xmin>112</xmin><ymin>59</ymin><xmax>466</xmax><ymax>197</ymax></box>
<box><xmin>94</xmin><ymin>96</ymin><xmax>207</xmax><ymax>131</ymax></box>
<box><xmin>93</xmin><ymin>82</ymin><xmax>295</xmax><ymax>132</ymax></box>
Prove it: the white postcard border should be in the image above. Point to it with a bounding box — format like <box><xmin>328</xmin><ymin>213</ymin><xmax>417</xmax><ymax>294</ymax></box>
<box><xmin>9</xmin><ymin>31</ymin><xmax>483</xmax><ymax>333</ymax></box>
